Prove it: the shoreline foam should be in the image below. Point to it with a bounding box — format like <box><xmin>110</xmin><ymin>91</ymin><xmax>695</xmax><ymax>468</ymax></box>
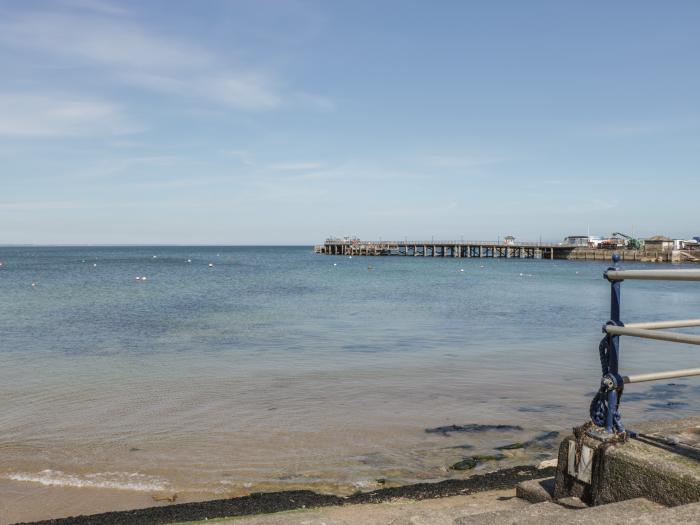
<box><xmin>5</xmin><ymin>465</ymin><xmax>555</xmax><ymax>525</ymax></box>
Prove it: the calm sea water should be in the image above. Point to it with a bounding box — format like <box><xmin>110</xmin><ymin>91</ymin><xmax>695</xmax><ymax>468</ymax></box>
<box><xmin>1</xmin><ymin>246</ymin><xmax>699</xmax><ymax>496</ymax></box>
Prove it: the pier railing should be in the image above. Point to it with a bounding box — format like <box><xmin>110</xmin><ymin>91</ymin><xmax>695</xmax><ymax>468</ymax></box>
<box><xmin>590</xmin><ymin>254</ymin><xmax>700</xmax><ymax>436</ymax></box>
<box><xmin>324</xmin><ymin>239</ymin><xmax>564</xmax><ymax>247</ymax></box>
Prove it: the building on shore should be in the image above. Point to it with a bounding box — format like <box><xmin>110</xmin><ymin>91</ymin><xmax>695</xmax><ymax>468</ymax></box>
<box><xmin>644</xmin><ymin>235</ymin><xmax>674</xmax><ymax>252</ymax></box>
<box><xmin>563</xmin><ymin>235</ymin><xmax>603</xmax><ymax>248</ymax></box>
<box><xmin>674</xmin><ymin>238</ymin><xmax>700</xmax><ymax>250</ymax></box>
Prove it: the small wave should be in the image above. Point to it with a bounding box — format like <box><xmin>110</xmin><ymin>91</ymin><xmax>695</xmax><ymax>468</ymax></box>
<box><xmin>5</xmin><ymin>469</ymin><xmax>170</xmax><ymax>491</ymax></box>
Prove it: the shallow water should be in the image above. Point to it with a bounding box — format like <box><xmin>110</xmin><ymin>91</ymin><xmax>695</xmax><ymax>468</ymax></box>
<box><xmin>1</xmin><ymin>246</ymin><xmax>699</xmax><ymax>496</ymax></box>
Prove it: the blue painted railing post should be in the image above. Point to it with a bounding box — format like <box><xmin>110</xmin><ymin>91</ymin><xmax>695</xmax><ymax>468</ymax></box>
<box><xmin>604</xmin><ymin>253</ymin><xmax>623</xmax><ymax>434</ymax></box>
<box><xmin>605</xmin><ymin>253</ymin><xmax>623</xmax><ymax>434</ymax></box>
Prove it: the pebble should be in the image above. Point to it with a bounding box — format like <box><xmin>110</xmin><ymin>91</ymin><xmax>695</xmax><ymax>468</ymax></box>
<box><xmin>537</xmin><ymin>458</ymin><xmax>558</xmax><ymax>469</ymax></box>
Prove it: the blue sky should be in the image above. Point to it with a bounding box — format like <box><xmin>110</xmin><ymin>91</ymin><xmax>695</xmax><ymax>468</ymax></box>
<box><xmin>0</xmin><ymin>0</ymin><xmax>698</xmax><ymax>244</ymax></box>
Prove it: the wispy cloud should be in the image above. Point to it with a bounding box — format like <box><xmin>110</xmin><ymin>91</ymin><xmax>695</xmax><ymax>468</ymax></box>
<box><xmin>0</xmin><ymin>93</ymin><xmax>140</xmax><ymax>137</ymax></box>
<box><xmin>0</xmin><ymin>7</ymin><xmax>329</xmax><ymax>113</ymax></box>
<box><xmin>222</xmin><ymin>150</ymin><xmax>256</xmax><ymax>166</ymax></box>
<box><xmin>199</xmin><ymin>74</ymin><xmax>282</xmax><ymax>110</ymax></box>
<box><xmin>0</xmin><ymin>200</ymin><xmax>82</xmax><ymax>211</ymax></box>
<box><xmin>587</xmin><ymin>123</ymin><xmax>663</xmax><ymax>138</ymax></box>
<box><xmin>268</xmin><ymin>162</ymin><xmax>325</xmax><ymax>172</ymax></box>
<box><xmin>0</xmin><ymin>12</ymin><xmax>210</xmax><ymax>71</ymax></box>
<box><xmin>421</xmin><ymin>155</ymin><xmax>506</xmax><ymax>169</ymax></box>
<box><xmin>581</xmin><ymin>118</ymin><xmax>698</xmax><ymax>138</ymax></box>
<box><xmin>59</xmin><ymin>0</ymin><xmax>129</xmax><ymax>16</ymax></box>
<box><xmin>72</xmin><ymin>155</ymin><xmax>184</xmax><ymax>179</ymax></box>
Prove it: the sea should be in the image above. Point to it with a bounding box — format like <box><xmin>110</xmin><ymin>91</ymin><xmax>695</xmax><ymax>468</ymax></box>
<box><xmin>1</xmin><ymin>246</ymin><xmax>699</xmax><ymax>497</ymax></box>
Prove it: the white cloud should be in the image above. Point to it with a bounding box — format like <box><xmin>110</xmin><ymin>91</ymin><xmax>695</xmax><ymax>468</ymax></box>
<box><xmin>0</xmin><ymin>93</ymin><xmax>140</xmax><ymax>137</ymax></box>
<box><xmin>0</xmin><ymin>12</ymin><xmax>210</xmax><ymax>71</ymax></box>
<box><xmin>0</xmin><ymin>9</ymin><xmax>329</xmax><ymax>113</ymax></box>
<box><xmin>199</xmin><ymin>74</ymin><xmax>282</xmax><ymax>110</ymax></box>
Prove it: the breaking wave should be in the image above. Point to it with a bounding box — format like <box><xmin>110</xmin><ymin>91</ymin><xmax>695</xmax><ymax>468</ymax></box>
<box><xmin>5</xmin><ymin>469</ymin><xmax>170</xmax><ymax>491</ymax></box>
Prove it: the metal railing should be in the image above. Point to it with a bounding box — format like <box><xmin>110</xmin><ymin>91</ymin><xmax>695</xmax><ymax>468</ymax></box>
<box><xmin>590</xmin><ymin>253</ymin><xmax>700</xmax><ymax>436</ymax></box>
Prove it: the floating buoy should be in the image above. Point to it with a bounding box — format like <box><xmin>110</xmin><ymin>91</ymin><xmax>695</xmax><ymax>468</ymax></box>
<box><xmin>93</xmin><ymin>263</ymin><xmax>97</xmax><ymax>267</ymax></box>
<box><xmin>141</xmin><ymin>276</ymin><xmax>147</xmax><ymax>281</ymax></box>
<box><xmin>459</xmin><ymin>268</ymin><xmax>464</xmax><ymax>272</ymax></box>
<box><xmin>208</xmin><ymin>263</ymin><xmax>214</xmax><ymax>268</ymax></box>
<box><xmin>135</xmin><ymin>276</ymin><xmax>141</xmax><ymax>281</ymax></box>
<box><xmin>519</xmin><ymin>273</ymin><xmax>524</xmax><ymax>276</ymax></box>
<box><xmin>31</xmin><ymin>282</ymin><xmax>37</xmax><ymax>288</ymax></box>
<box><xmin>349</xmin><ymin>256</ymin><xmax>352</xmax><ymax>259</ymax></box>
<box><xmin>153</xmin><ymin>255</ymin><xmax>157</xmax><ymax>259</ymax></box>
<box><xmin>187</xmin><ymin>259</ymin><xmax>192</xmax><ymax>263</ymax></box>
<box><xmin>333</xmin><ymin>263</ymin><xmax>337</xmax><ymax>266</ymax></box>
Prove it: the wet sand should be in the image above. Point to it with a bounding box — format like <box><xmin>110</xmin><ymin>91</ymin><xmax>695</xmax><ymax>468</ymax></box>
<box><xmin>0</xmin><ymin>479</ymin><xmax>210</xmax><ymax>525</ymax></box>
<box><xmin>3</xmin><ymin>465</ymin><xmax>554</xmax><ymax>525</ymax></box>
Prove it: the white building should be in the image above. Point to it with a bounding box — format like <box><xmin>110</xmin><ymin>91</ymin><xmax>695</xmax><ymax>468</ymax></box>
<box><xmin>563</xmin><ymin>235</ymin><xmax>603</xmax><ymax>248</ymax></box>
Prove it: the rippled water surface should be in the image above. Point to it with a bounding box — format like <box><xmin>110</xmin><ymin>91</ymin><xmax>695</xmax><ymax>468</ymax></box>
<box><xmin>1</xmin><ymin>246</ymin><xmax>699</xmax><ymax>495</ymax></box>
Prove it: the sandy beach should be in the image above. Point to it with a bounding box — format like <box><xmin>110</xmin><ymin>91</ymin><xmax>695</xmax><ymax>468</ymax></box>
<box><xmin>1</xmin><ymin>465</ymin><xmax>555</xmax><ymax>524</ymax></box>
<box><xmin>0</xmin><ymin>479</ymin><xmax>214</xmax><ymax>524</ymax></box>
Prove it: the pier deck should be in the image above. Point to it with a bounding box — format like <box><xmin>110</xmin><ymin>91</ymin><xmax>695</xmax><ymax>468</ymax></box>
<box><xmin>314</xmin><ymin>240</ymin><xmax>576</xmax><ymax>260</ymax></box>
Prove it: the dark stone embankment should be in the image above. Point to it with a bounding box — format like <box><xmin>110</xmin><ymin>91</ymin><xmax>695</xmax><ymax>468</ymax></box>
<box><xmin>15</xmin><ymin>465</ymin><xmax>556</xmax><ymax>525</ymax></box>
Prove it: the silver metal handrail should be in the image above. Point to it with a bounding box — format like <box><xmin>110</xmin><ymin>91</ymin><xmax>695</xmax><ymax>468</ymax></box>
<box><xmin>591</xmin><ymin>254</ymin><xmax>700</xmax><ymax>435</ymax></box>
<box><xmin>623</xmin><ymin>368</ymin><xmax>700</xmax><ymax>384</ymax></box>
<box><xmin>604</xmin><ymin>325</ymin><xmax>700</xmax><ymax>345</ymax></box>
<box><xmin>624</xmin><ymin>319</ymin><xmax>700</xmax><ymax>329</ymax></box>
<box><xmin>606</xmin><ymin>269</ymin><xmax>700</xmax><ymax>281</ymax></box>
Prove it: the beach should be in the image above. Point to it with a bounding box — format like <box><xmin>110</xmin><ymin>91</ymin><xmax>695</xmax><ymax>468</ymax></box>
<box><xmin>1</xmin><ymin>246</ymin><xmax>699</xmax><ymax>522</ymax></box>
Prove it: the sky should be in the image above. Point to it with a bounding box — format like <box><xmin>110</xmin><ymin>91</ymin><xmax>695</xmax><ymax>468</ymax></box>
<box><xmin>0</xmin><ymin>0</ymin><xmax>698</xmax><ymax>245</ymax></box>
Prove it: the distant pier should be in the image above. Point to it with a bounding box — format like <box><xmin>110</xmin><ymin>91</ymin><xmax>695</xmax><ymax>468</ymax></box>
<box><xmin>314</xmin><ymin>239</ymin><xmax>576</xmax><ymax>259</ymax></box>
